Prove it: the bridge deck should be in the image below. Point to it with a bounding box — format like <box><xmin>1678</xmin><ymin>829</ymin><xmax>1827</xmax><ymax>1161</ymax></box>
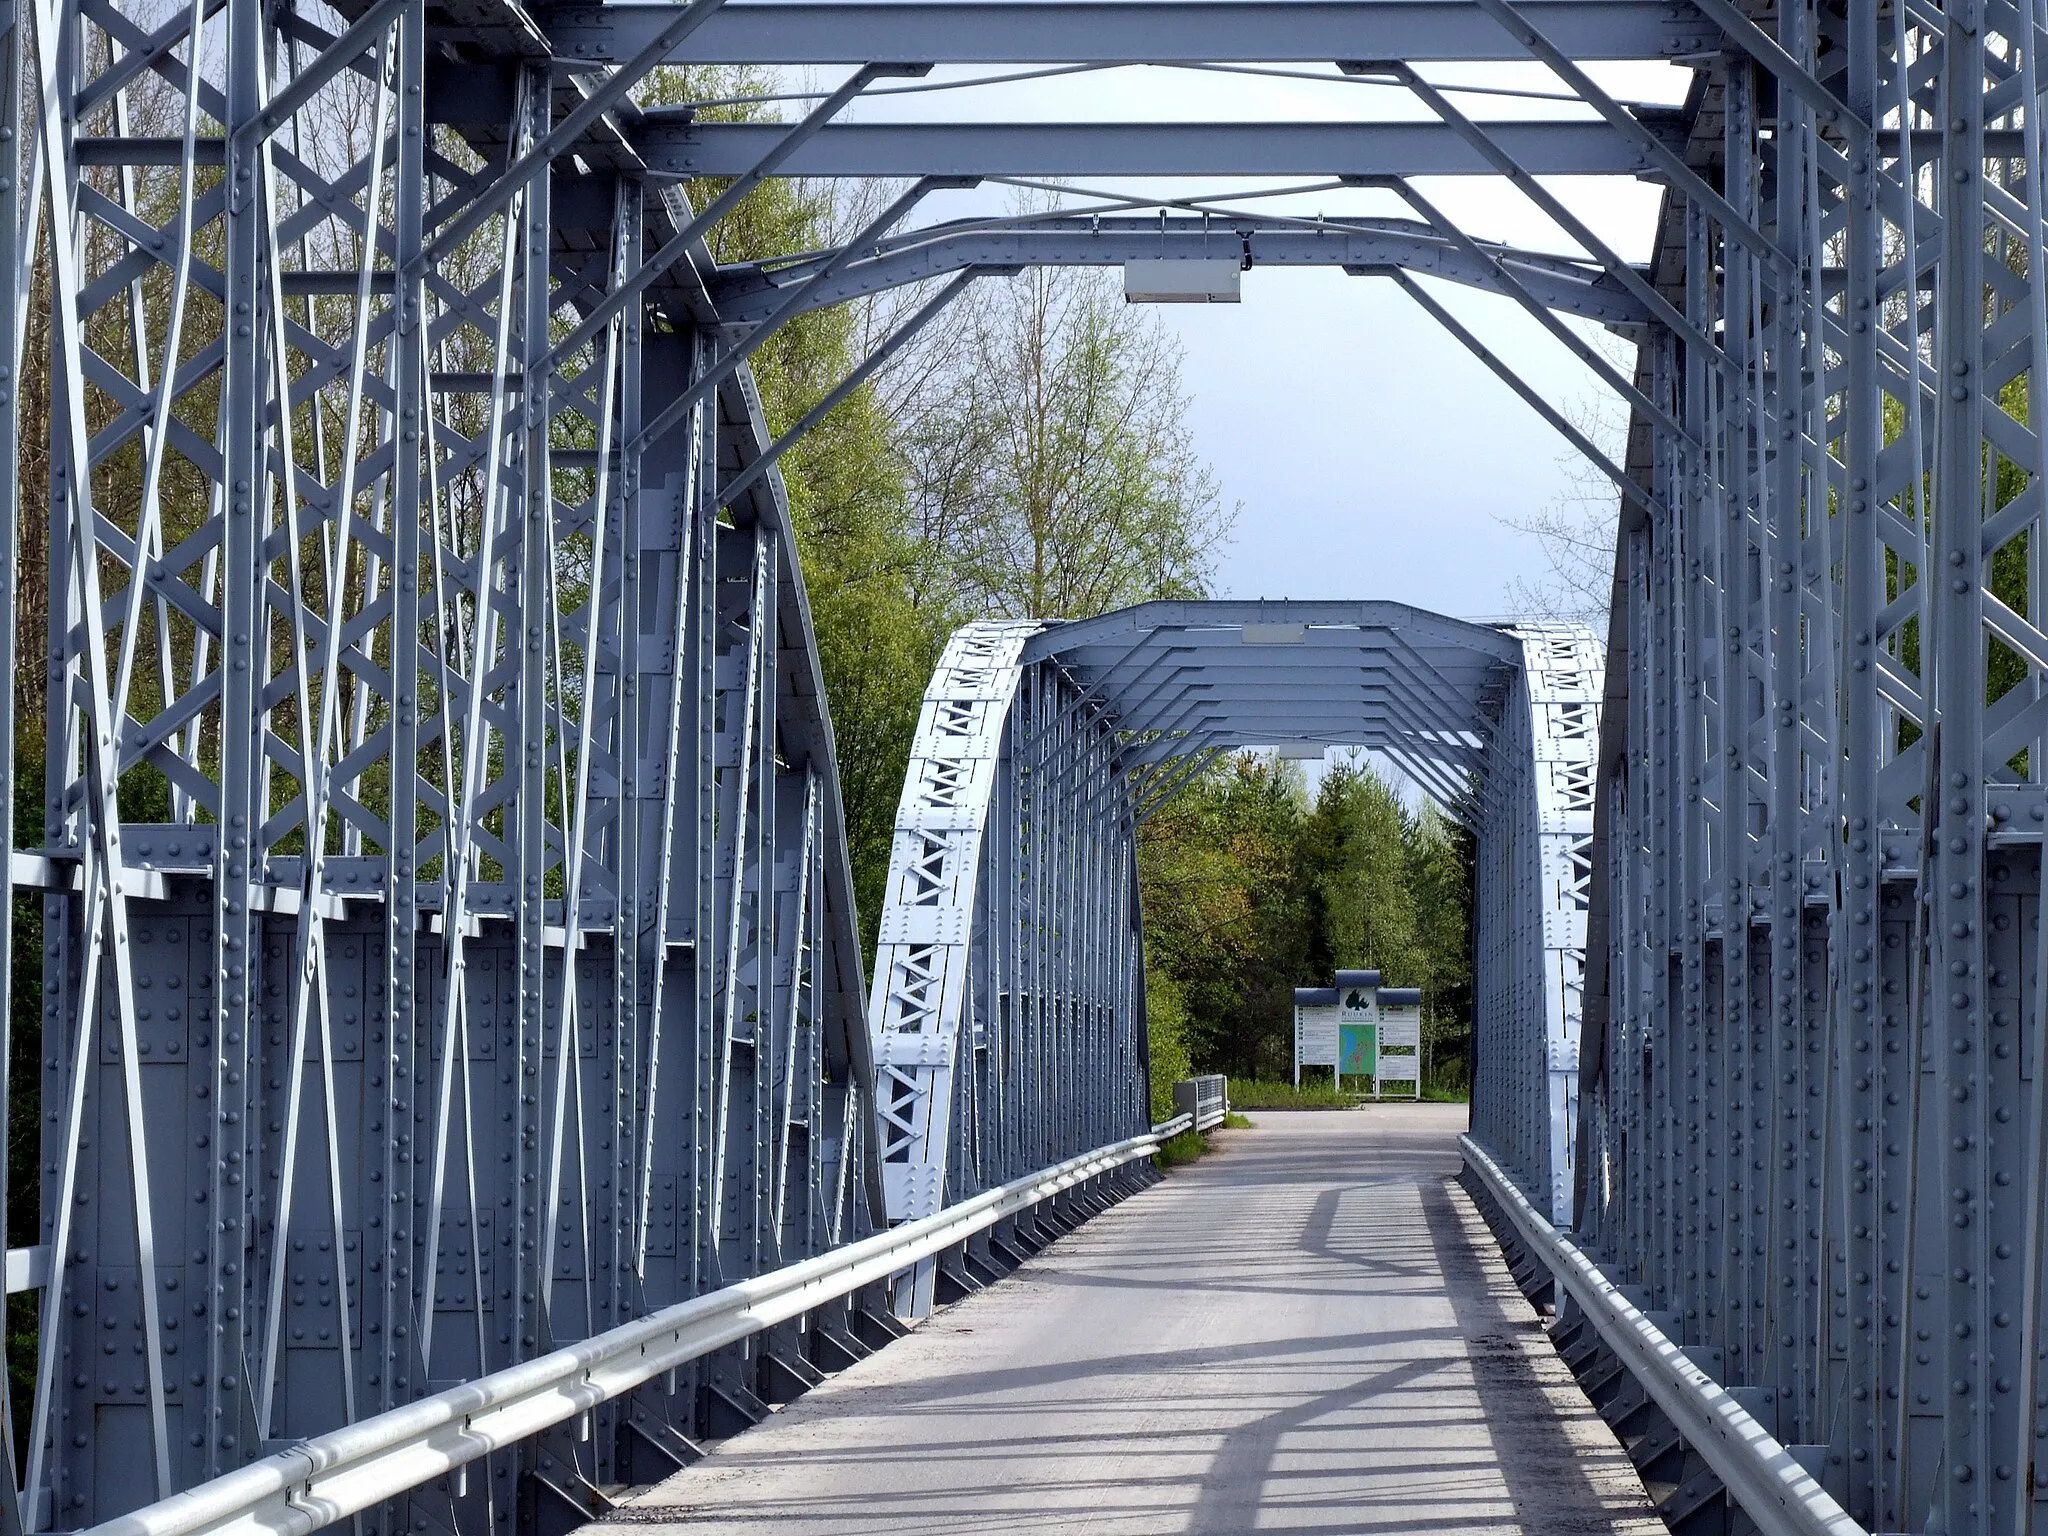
<box><xmin>595</xmin><ymin>1108</ymin><xmax>1661</xmax><ymax>1534</ymax></box>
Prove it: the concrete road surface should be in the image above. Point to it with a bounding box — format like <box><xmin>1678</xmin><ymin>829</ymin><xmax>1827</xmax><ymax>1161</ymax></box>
<box><xmin>594</xmin><ymin>1106</ymin><xmax>1662</xmax><ymax>1535</ymax></box>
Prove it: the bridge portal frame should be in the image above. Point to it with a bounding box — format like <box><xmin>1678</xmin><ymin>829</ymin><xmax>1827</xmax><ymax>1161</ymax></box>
<box><xmin>869</xmin><ymin>603</ymin><xmax>1602</xmax><ymax>1313</ymax></box>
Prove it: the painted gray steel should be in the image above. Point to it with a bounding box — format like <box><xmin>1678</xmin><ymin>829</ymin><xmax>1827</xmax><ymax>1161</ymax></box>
<box><xmin>704</xmin><ymin>215</ymin><xmax>1650</xmax><ymax>327</ymax></box>
<box><xmin>869</xmin><ymin>604</ymin><xmax>1599</xmax><ymax>1297</ymax></box>
<box><xmin>1461</xmin><ymin>1137</ymin><xmax>1862</xmax><ymax>1536</ymax></box>
<box><xmin>549</xmin><ymin>0</ymin><xmax>1722</xmax><ymax>64</ymax></box>
<box><xmin>1558</xmin><ymin>0</ymin><xmax>2048</xmax><ymax>1523</ymax></box>
<box><xmin>1171</xmin><ymin>1075</ymin><xmax>1229</xmax><ymax>1133</ymax></box>
<box><xmin>80</xmin><ymin>1127</ymin><xmax>1175</xmax><ymax>1536</ymax></box>
<box><xmin>634</xmin><ymin>118</ymin><xmax>1684</xmax><ymax>180</ymax></box>
<box><xmin>23</xmin><ymin>0</ymin><xmax>2038</xmax><ymax>1527</ymax></box>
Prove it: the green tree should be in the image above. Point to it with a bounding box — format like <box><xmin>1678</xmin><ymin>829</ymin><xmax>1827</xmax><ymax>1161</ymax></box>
<box><xmin>1138</xmin><ymin>753</ymin><xmax>1476</xmax><ymax>1097</ymax></box>
<box><xmin>1301</xmin><ymin>759</ymin><xmax>1426</xmax><ymax>987</ymax></box>
<box><xmin>902</xmin><ymin>259</ymin><xmax>1232</xmax><ymax>618</ymax></box>
<box><xmin>1407</xmin><ymin>804</ymin><xmax>1475</xmax><ymax>1091</ymax></box>
<box><xmin>1139</xmin><ymin>755</ymin><xmax>1312</xmax><ymax>1080</ymax></box>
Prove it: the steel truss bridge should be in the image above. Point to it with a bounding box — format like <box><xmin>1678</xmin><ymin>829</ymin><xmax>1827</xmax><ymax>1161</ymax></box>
<box><xmin>2</xmin><ymin>0</ymin><xmax>2041</xmax><ymax>1529</ymax></box>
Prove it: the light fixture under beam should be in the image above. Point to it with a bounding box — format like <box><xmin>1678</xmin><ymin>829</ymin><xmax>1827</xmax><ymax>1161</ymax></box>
<box><xmin>1241</xmin><ymin>622</ymin><xmax>1307</xmax><ymax>644</ymax></box>
<box><xmin>1123</xmin><ymin>258</ymin><xmax>1241</xmax><ymax>303</ymax></box>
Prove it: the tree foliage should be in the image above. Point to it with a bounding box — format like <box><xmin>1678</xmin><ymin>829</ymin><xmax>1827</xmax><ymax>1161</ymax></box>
<box><xmin>902</xmin><ymin>262</ymin><xmax>1230</xmax><ymax>619</ymax></box>
<box><xmin>1141</xmin><ymin>754</ymin><xmax>1474</xmax><ymax>1098</ymax></box>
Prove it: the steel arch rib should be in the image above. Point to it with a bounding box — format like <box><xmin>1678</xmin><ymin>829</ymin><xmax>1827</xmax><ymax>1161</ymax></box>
<box><xmin>1472</xmin><ymin>625</ymin><xmax>1605</xmax><ymax>1225</ymax></box>
<box><xmin>868</xmin><ymin>622</ymin><xmax>1154</xmax><ymax>1316</ymax></box>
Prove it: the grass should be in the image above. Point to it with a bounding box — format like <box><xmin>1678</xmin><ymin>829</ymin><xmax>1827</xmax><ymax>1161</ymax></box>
<box><xmin>1225</xmin><ymin>1077</ymin><xmax>1470</xmax><ymax>1110</ymax></box>
<box><xmin>1155</xmin><ymin>1112</ymin><xmax>1254</xmax><ymax>1169</ymax></box>
<box><xmin>1225</xmin><ymin>1077</ymin><xmax>1358</xmax><ymax>1110</ymax></box>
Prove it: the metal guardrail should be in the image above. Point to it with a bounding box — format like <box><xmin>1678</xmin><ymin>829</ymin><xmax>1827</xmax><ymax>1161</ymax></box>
<box><xmin>1460</xmin><ymin>1136</ymin><xmax>1865</xmax><ymax>1536</ymax></box>
<box><xmin>88</xmin><ymin>1124</ymin><xmax>1188</xmax><ymax>1536</ymax></box>
<box><xmin>1171</xmin><ymin>1073</ymin><xmax>1228</xmax><ymax>1132</ymax></box>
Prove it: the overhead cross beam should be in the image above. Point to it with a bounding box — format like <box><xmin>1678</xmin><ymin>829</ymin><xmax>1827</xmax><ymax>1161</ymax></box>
<box><xmin>544</xmin><ymin>0</ymin><xmax>1722</xmax><ymax>64</ymax></box>
<box><xmin>708</xmin><ymin>214</ymin><xmax>1650</xmax><ymax>327</ymax></box>
<box><xmin>632</xmin><ymin>116</ymin><xmax>1688</xmax><ymax>180</ymax></box>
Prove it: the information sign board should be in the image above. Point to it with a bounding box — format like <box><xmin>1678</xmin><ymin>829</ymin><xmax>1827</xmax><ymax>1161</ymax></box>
<box><xmin>1375</xmin><ymin>992</ymin><xmax>1423</xmax><ymax>1092</ymax></box>
<box><xmin>1296</xmin><ymin>975</ymin><xmax>1423</xmax><ymax>1095</ymax></box>
<box><xmin>1293</xmin><ymin>987</ymin><xmax>1340</xmax><ymax>1086</ymax></box>
<box><xmin>1296</xmin><ymin>1005</ymin><xmax>1339</xmax><ymax>1067</ymax></box>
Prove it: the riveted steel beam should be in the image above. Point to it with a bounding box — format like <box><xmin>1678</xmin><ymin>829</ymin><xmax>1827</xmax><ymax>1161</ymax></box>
<box><xmin>633</xmin><ymin>115</ymin><xmax>1688</xmax><ymax>179</ymax></box>
<box><xmin>547</xmin><ymin>0</ymin><xmax>1722</xmax><ymax>65</ymax></box>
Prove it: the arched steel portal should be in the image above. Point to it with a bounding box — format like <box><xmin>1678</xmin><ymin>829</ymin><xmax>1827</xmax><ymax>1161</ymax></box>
<box><xmin>868</xmin><ymin>602</ymin><xmax>1603</xmax><ymax>1311</ymax></box>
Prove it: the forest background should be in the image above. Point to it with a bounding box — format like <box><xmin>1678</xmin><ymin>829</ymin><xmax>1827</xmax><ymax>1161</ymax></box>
<box><xmin>667</xmin><ymin>68</ymin><xmax>1480</xmax><ymax>1106</ymax></box>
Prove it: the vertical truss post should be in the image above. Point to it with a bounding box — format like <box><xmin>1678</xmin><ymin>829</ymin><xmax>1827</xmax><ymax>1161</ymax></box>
<box><xmin>1836</xmin><ymin>0</ymin><xmax>1887</xmax><ymax>1516</ymax></box>
<box><xmin>515</xmin><ymin>59</ymin><xmax>552</xmax><ymax>1364</ymax></box>
<box><xmin>211</xmin><ymin>0</ymin><xmax>266</xmax><ymax>1476</ymax></box>
<box><xmin>1933</xmin><ymin>0</ymin><xmax>1996</xmax><ymax>1519</ymax></box>
<box><xmin>1766</xmin><ymin>0</ymin><xmax>1817</xmax><ymax>1440</ymax></box>
<box><xmin>1717</xmin><ymin>55</ymin><xmax>1765</xmax><ymax>1391</ymax></box>
<box><xmin>0</xmin><ymin>0</ymin><xmax>19</xmax><ymax>1499</ymax></box>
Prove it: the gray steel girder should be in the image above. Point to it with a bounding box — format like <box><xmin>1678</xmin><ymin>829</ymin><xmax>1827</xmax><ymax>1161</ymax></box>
<box><xmin>545</xmin><ymin>0</ymin><xmax>1725</xmax><ymax>65</ymax></box>
<box><xmin>632</xmin><ymin>115</ymin><xmax>1691</xmax><ymax>180</ymax></box>
<box><xmin>708</xmin><ymin>216</ymin><xmax>1649</xmax><ymax>327</ymax></box>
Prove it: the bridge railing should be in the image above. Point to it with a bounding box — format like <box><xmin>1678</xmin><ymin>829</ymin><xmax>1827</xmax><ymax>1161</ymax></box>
<box><xmin>1170</xmin><ymin>1075</ymin><xmax>1229</xmax><ymax>1134</ymax></box>
<box><xmin>82</xmin><ymin>1126</ymin><xmax>1189</xmax><ymax>1536</ymax></box>
<box><xmin>1461</xmin><ymin>1138</ymin><xmax>1862</xmax><ymax>1536</ymax></box>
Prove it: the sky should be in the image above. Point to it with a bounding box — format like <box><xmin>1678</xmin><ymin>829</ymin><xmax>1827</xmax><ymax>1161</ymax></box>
<box><xmin>809</xmin><ymin>56</ymin><xmax>1694</xmax><ymax>621</ymax></box>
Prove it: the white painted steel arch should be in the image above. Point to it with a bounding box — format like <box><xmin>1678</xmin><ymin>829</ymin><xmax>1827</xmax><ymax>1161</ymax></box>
<box><xmin>1473</xmin><ymin>625</ymin><xmax>1606</xmax><ymax>1224</ymax></box>
<box><xmin>867</xmin><ymin>622</ymin><xmax>1148</xmax><ymax>1314</ymax></box>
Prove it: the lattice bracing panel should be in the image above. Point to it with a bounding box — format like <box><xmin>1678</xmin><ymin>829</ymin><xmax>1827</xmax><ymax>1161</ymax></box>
<box><xmin>10</xmin><ymin>0</ymin><xmax>880</xmax><ymax>1521</ymax></box>
<box><xmin>1571</xmin><ymin>4</ymin><xmax>2048</xmax><ymax>1525</ymax></box>
<box><xmin>1471</xmin><ymin>626</ymin><xmax>1605</xmax><ymax>1225</ymax></box>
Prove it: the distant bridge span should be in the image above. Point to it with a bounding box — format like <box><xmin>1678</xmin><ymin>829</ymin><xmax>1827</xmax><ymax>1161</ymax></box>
<box><xmin>867</xmin><ymin>604</ymin><xmax>1601</xmax><ymax>1312</ymax></box>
